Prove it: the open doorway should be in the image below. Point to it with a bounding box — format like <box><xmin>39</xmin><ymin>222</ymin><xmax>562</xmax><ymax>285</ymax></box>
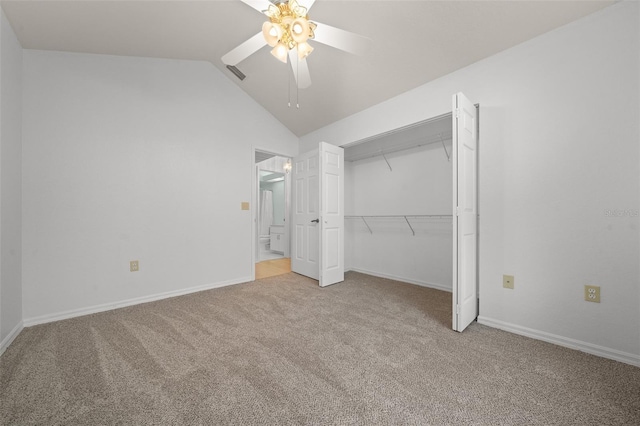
<box><xmin>254</xmin><ymin>150</ymin><xmax>292</xmax><ymax>279</ymax></box>
<box><xmin>258</xmin><ymin>169</ymin><xmax>286</xmax><ymax>261</ymax></box>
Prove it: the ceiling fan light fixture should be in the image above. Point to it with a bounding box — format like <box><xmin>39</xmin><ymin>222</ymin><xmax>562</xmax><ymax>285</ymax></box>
<box><xmin>224</xmin><ymin>0</ymin><xmax>371</xmax><ymax>93</ymax></box>
<box><xmin>262</xmin><ymin>21</ymin><xmax>283</xmax><ymax>47</ymax></box>
<box><xmin>261</xmin><ymin>1</ymin><xmax>316</xmax><ymax>62</ymax></box>
<box><xmin>297</xmin><ymin>41</ymin><xmax>313</xmax><ymax>59</ymax></box>
<box><xmin>281</xmin><ymin>15</ymin><xmax>294</xmax><ymax>29</ymax></box>
<box><xmin>288</xmin><ymin>0</ymin><xmax>307</xmax><ymax>17</ymax></box>
<box><xmin>271</xmin><ymin>42</ymin><xmax>289</xmax><ymax>63</ymax></box>
<box><xmin>291</xmin><ymin>17</ymin><xmax>310</xmax><ymax>44</ymax></box>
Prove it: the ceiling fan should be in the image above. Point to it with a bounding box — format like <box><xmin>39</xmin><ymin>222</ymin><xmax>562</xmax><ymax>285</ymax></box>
<box><xmin>222</xmin><ymin>0</ymin><xmax>371</xmax><ymax>89</ymax></box>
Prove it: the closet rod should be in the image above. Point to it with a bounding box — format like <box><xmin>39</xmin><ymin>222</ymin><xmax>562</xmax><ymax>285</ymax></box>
<box><xmin>345</xmin><ymin>214</ymin><xmax>452</xmax><ymax>236</ymax></box>
<box><xmin>345</xmin><ymin>132</ymin><xmax>453</xmax><ymax>163</ymax></box>
<box><xmin>345</xmin><ymin>215</ymin><xmax>452</xmax><ymax>218</ymax></box>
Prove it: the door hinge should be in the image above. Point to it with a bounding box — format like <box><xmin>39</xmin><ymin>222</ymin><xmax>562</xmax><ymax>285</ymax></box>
<box><xmin>456</xmin><ymin>206</ymin><xmax>461</xmax><ymax>216</ymax></box>
<box><xmin>456</xmin><ymin>305</ymin><xmax>461</xmax><ymax>314</ymax></box>
<box><xmin>455</xmin><ymin>108</ymin><xmax>460</xmax><ymax>119</ymax></box>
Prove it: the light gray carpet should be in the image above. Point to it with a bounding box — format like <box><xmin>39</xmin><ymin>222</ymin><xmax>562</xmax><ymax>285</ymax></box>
<box><xmin>1</xmin><ymin>271</ymin><xmax>639</xmax><ymax>425</ymax></box>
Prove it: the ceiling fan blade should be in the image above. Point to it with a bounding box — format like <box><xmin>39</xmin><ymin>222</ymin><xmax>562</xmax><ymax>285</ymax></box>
<box><xmin>222</xmin><ymin>32</ymin><xmax>266</xmax><ymax>66</ymax></box>
<box><xmin>240</xmin><ymin>0</ymin><xmax>272</xmax><ymax>14</ymax></box>
<box><xmin>312</xmin><ymin>22</ymin><xmax>372</xmax><ymax>56</ymax></box>
<box><xmin>288</xmin><ymin>50</ymin><xmax>312</xmax><ymax>89</ymax></box>
<box><xmin>298</xmin><ymin>0</ymin><xmax>316</xmax><ymax>11</ymax></box>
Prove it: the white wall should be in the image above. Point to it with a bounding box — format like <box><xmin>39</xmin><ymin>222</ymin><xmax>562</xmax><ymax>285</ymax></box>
<box><xmin>301</xmin><ymin>2</ymin><xmax>640</xmax><ymax>364</ymax></box>
<box><xmin>22</xmin><ymin>50</ymin><xmax>298</xmax><ymax>323</ymax></box>
<box><xmin>0</xmin><ymin>9</ymin><xmax>23</xmax><ymax>352</ymax></box>
<box><xmin>345</xmin><ymin>144</ymin><xmax>453</xmax><ymax>290</ymax></box>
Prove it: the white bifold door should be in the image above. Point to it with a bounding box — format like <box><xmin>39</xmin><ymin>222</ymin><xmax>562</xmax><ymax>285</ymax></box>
<box><xmin>291</xmin><ymin>142</ymin><xmax>344</xmax><ymax>287</ymax></box>
<box><xmin>452</xmin><ymin>92</ymin><xmax>479</xmax><ymax>332</ymax></box>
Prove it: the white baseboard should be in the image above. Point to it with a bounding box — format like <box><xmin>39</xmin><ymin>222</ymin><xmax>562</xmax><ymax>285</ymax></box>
<box><xmin>23</xmin><ymin>276</ymin><xmax>253</xmax><ymax>327</ymax></box>
<box><xmin>0</xmin><ymin>320</ymin><xmax>24</xmax><ymax>356</ymax></box>
<box><xmin>347</xmin><ymin>268</ymin><xmax>452</xmax><ymax>293</ymax></box>
<box><xmin>478</xmin><ymin>316</ymin><xmax>640</xmax><ymax>368</ymax></box>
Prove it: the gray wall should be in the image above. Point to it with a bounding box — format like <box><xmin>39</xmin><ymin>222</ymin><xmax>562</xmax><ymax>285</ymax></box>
<box><xmin>0</xmin><ymin>9</ymin><xmax>23</xmax><ymax>351</ymax></box>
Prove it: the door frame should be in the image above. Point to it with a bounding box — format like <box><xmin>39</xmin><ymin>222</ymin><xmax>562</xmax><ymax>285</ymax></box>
<box><xmin>251</xmin><ymin>147</ymin><xmax>292</xmax><ymax>281</ymax></box>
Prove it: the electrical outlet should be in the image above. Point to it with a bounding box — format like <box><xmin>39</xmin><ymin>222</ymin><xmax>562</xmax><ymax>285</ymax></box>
<box><xmin>584</xmin><ymin>285</ymin><xmax>600</xmax><ymax>303</ymax></box>
<box><xmin>503</xmin><ymin>275</ymin><xmax>514</xmax><ymax>289</ymax></box>
<box><xmin>130</xmin><ymin>260</ymin><xmax>139</xmax><ymax>272</ymax></box>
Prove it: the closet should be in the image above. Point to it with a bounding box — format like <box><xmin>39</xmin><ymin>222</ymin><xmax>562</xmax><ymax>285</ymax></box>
<box><xmin>290</xmin><ymin>92</ymin><xmax>477</xmax><ymax>331</ymax></box>
<box><xmin>343</xmin><ymin>113</ymin><xmax>454</xmax><ymax>292</ymax></box>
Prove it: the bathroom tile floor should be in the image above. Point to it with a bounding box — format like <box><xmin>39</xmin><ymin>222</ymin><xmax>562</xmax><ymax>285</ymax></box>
<box><xmin>260</xmin><ymin>251</ymin><xmax>285</xmax><ymax>261</ymax></box>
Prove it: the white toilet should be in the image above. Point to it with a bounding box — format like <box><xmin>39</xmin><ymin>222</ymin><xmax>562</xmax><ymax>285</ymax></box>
<box><xmin>259</xmin><ymin>234</ymin><xmax>270</xmax><ymax>254</ymax></box>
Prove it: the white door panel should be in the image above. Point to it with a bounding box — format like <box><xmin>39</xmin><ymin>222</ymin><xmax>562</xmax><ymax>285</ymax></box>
<box><xmin>291</xmin><ymin>143</ymin><xmax>344</xmax><ymax>286</ymax></box>
<box><xmin>320</xmin><ymin>142</ymin><xmax>344</xmax><ymax>287</ymax></box>
<box><xmin>292</xmin><ymin>151</ymin><xmax>320</xmax><ymax>279</ymax></box>
<box><xmin>452</xmin><ymin>92</ymin><xmax>478</xmax><ymax>332</ymax></box>
<box><xmin>291</xmin><ymin>142</ymin><xmax>344</xmax><ymax>286</ymax></box>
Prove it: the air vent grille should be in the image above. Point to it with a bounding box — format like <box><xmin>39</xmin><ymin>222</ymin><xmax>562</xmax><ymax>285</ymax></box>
<box><xmin>226</xmin><ymin>65</ymin><xmax>246</xmax><ymax>81</ymax></box>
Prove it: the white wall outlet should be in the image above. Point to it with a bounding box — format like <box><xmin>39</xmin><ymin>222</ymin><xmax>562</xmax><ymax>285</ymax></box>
<box><xmin>130</xmin><ymin>260</ymin><xmax>139</xmax><ymax>272</ymax></box>
<box><xmin>503</xmin><ymin>274</ymin><xmax>514</xmax><ymax>289</ymax></box>
<box><xmin>584</xmin><ymin>285</ymin><xmax>600</xmax><ymax>303</ymax></box>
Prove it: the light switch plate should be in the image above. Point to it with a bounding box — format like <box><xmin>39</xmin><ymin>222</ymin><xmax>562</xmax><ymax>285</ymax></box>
<box><xmin>503</xmin><ymin>275</ymin><xmax>514</xmax><ymax>289</ymax></box>
<box><xmin>241</xmin><ymin>202</ymin><xmax>250</xmax><ymax>210</ymax></box>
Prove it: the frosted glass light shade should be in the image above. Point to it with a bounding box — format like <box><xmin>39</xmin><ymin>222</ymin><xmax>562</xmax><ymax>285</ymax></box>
<box><xmin>297</xmin><ymin>41</ymin><xmax>313</xmax><ymax>59</ymax></box>
<box><xmin>291</xmin><ymin>18</ymin><xmax>310</xmax><ymax>44</ymax></box>
<box><xmin>271</xmin><ymin>43</ymin><xmax>289</xmax><ymax>63</ymax></box>
<box><xmin>262</xmin><ymin>22</ymin><xmax>283</xmax><ymax>47</ymax></box>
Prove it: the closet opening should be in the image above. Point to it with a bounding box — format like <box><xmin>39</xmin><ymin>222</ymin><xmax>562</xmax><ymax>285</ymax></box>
<box><xmin>342</xmin><ymin>94</ymin><xmax>479</xmax><ymax>332</ymax></box>
<box><xmin>343</xmin><ymin>112</ymin><xmax>455</xmax><ymax>293</ymax></box>
<box><xmin>253</xmin><ymin>150</ymin><xmax>292</xmax><ymax>280</ymax></box>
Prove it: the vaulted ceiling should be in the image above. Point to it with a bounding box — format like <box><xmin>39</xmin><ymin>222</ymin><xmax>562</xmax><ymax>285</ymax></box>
<box><xmin>1</xmin><ymin>0</ymin><xmax>615</xmax><ymax>136</ymax></box>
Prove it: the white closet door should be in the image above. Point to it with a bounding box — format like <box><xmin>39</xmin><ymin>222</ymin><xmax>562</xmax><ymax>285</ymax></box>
<box><xmin>319</xmin><ymin>142</ymin><xmax>344</xmax><ymax>287</ymax></box>
<box><xmin>452</xmin><ymin>92</ymin><xmax>478</xmax><ymax>332</ymax></box>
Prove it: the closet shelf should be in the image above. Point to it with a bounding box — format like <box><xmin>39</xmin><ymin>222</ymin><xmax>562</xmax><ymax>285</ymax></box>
<box><xmin>343</xmin><ymin>113</ymin><xmax>453</xmax><ymax>164</ymax></box>
<box><xmin>345</xmin><ymin>214</ymin><xmax>452</xmax><ymax>236</ymax></box>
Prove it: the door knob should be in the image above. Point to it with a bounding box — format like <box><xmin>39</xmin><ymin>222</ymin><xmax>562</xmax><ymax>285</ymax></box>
<box><xmin>311</xmin><ymin>219</ymin><xmax>319</xmax><ymax>223</ymax></box>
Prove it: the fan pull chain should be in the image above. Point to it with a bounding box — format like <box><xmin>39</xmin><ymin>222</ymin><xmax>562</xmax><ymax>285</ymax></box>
<box><xmin>286</xmin><ymin>56</ymin><xmax>300</xmax><ymax>108</ymax></box>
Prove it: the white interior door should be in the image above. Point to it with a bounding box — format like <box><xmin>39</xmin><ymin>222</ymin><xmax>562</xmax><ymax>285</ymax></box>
<box><xmin>291</xmin><ymin>143</ymin><xmax>344</xmax><ymax>286</ymax></box>
<box><xmin>319</xmin><ymin>142</ymin><xmax>344</xmax><ymax>287</ymax></box>
<box><xmin>452</xmin><ymin>92</ymin><xmax>478</xmax><ymax>332</ymax></box>
<box><xmin>291</xmin><ymin>150</ymin><xmax>320</xmax><ymax>280</ymax></box>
